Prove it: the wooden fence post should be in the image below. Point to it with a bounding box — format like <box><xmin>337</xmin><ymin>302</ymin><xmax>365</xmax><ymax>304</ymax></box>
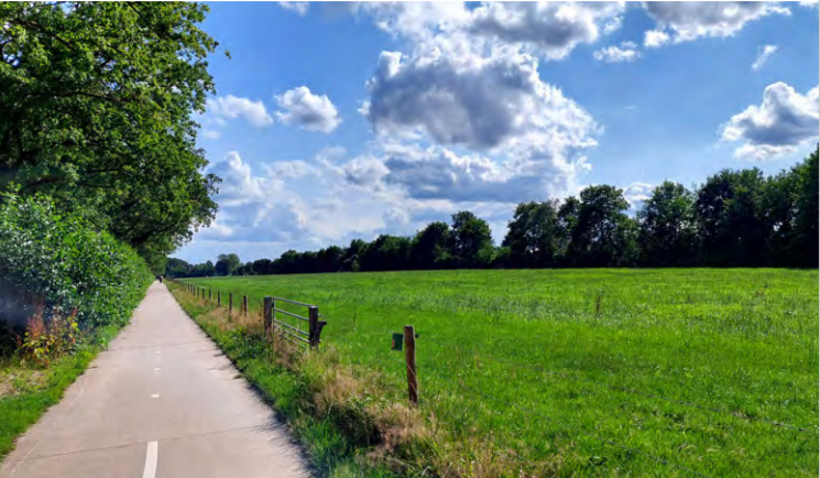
<box><xmin>243</xmin><ymin>295</ymin><xmax>248</xmax><ymax>317</ymax></box>
<box><xmin>209</xmin><ymin>289</ymin><xmax>212</xmax><ymax>301</ymax></box>
<box><xmin>404</xmin><ymin>325</ymin><xmax>418</xmax><ymax>406</ymax></box>
<box><xmin>217</xmin><ymin>291</ymin><xmax>221</xmax><ymax>307</ymax></box>
<box><xmin>271</xmin><ymin>297</ymin><xmax>277</xmax><ymax>352</ymax></box>
<box><xmin>263</xmin><ymin>297</ymin><xmax>272</xmax><ymax>339</ymax></box>
<box><xmin>308</xmin><ymin>306</ymin><xmax>319</xmax><ymax>348</ymax></box>
<box><xmin>229</xmin><ymin>293</ymin><xmax>233</xmax><ymax>315</ymax></box>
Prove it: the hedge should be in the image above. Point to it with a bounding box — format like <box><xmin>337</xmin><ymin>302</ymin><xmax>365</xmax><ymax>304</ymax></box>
<box><xmin>0</xmin><ymin>193</ymin><xmax>153</xmax><ymax>331</ymax></box>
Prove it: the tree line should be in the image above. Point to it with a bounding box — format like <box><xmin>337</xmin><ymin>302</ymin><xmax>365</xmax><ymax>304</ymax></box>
<box><xmin>167</xmin><ymin>148</ymin><xmax>817</xmax><ymax>277</ymax></box>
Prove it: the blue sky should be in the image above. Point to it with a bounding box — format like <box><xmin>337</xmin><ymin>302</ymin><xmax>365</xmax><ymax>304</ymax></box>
<box><xmin>176</xmin><ymin>1</ymin><xmax>819</xmax><ymax>264</ymax></box>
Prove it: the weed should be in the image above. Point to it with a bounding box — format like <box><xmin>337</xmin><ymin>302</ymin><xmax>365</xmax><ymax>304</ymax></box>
<box><xmin>17</xmin><ymin>306</ymin><xmax>79</xmax><ymax>368</ymax></box>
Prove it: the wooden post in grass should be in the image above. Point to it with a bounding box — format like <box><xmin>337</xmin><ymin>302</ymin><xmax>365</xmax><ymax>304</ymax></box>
<box><xmin>243</xmin><ymin>295</ymin><xmax>248</xmax><ymax>317</ymax></box>
<box><xmin>404</xmin><ymin>325</ymin><xmax>418</xmax><ymax>406</ymax></box>
<box><xmin>308</xmin><ymin>306</ymin><xmax>319</xmax><ymax>348</ymax></box>
<box><xmin>229</xmin><ymin>293</ymin><xmax>233</xmax><ymax>315</ymax></box>
<box><xmin>217</xmin><ymin>291</ymin><xmax>221</xmax><ymax>307</ymax></box>
<box><xmin>209</xmin><ymin>289</ymin><xmax>212</xmax><ymax>301</ymax></box>
<box><xmin>263</xmin><ymin>297</ymin><xmax>272</xmax><ymax>339</ymax></box>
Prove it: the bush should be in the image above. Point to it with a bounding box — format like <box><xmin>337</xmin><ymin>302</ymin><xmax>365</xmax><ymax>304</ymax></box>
<box><xmin>0</xmin><ymin>193</ymin><xmax>153</xmax><ymax>331</ymax></box>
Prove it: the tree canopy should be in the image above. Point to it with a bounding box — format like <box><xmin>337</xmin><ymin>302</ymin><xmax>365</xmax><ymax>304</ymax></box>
<box><xmin>1</xmin><ymin>2</ymin><xmax>221</xmax><ymax>269</ymax></box>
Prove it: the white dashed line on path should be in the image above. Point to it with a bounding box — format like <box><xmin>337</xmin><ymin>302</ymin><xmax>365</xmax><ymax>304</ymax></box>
<box><xmin>141</xmin><ymin>441</ymin><xmax>158</xmax><ymax>478</ymax></box>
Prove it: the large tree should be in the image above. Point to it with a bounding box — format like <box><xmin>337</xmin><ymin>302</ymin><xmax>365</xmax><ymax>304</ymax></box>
<box><xmin>450</xmin><ymin>211</ymin><xmax>494</xmax><ymax>268</ymax></box>
<box><xmin>566</xmin><ymin>186</ymin><xmax>636</xmax><ymax>267</ymax></box>
<box><xmin>0</xmin><ymin>2</ymin><xmax>221</xmax><ymax>265</ymax></box>
<box><xmin>410</xmin><ymin>221</ymin><xmax>453</xmax><ymax>270</ymax></box>
<box><xmin>215</xmin><ymin>253</ymin><xmax>241</xmax><ymax>276</ymax></box>
<box><xmin>696</xmin><ymin>168</ymin><xmax>768</xmax><ymax>266</ymax></box>
<box><xmin>503</xmin><ymin>200</ymin><xmax>561</xmax><ymax>268</ymax></box>
<box><xmin>791</xmin><ymin>147</ymin><xmax>818</xmax><ymax>267</ymax></box>
<box><xmin>637</xmin><ymin>181</ymin><xmax>697</xmax><ymax>266</ymax></box>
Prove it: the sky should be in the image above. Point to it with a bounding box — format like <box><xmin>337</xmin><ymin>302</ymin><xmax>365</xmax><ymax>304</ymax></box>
<box><xmin>175</xmin><ymin>1</ymin><xmax>820</xmax><ymax>265</ymax></box>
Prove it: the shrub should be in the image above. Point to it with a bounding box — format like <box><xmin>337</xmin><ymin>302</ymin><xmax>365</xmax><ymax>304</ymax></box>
<box><xmin>0</xmin><ymin>193</ymin><xmax>153</xmax><ymax>332</ymax></box>
<box><xmin>17</xmin><ymin>306</ymin><xmax>80</xmax><ymax>367</ymax></box>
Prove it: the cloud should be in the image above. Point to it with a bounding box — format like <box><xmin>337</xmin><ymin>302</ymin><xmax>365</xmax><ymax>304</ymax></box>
<box><xmin>279</xmin><ymin>2</ymin><xmax>308</xmax><ymax>15</ymax></box>
<box><xmin>203</xmin><ymin>152</ymin><xmax>308</xmax><ymax>243</ymax></box>
<box><xmin>466</xmin><ymin>2</ymin><xmax>626</xmax><ymax>60</ymax></box>
<box><xmin>721</xmin><ymin>82</ymin><xmax>819</xmax><ymax>160</ymax></box>
<box><xmin>340</xmin><ymin>156</ymin><xmax>390</xmax><ymax>190</ymax></box>
<box><xmin>643</xmin><ymin>2</ymin><xmax>790</xmax><ymax>45</ymax></box>
<box><xmin>751</xmin><ymin>44</ymin><xmax>778</xmax><ymax>70</ymax></box>
<box><xmin>274</xmin><ymin>86</ymin><xmax>342</xmax><ymax>133</ymax></box>
<box><xmin>206</xmin><ymin>95</ymin><xmax>273</xmax><ymax>128</ymax></box>
<box><xmin>208</xmin><ymin>152</ymin><xmax>267</xmax><ymax>207</ymax></box>
<box><xmin>643</xmin><ymin>29</ymin><xmax>670</xmax><ymax>48</ymax></box>
<box><xmin>593</xmin><ymin>41</ymin><xmax>640</xmax><ymax>63</ymax></box>
<box><xmin>354</xmin><ymin>2</ymin><xmax>624</xmax><ymax>60</ymax></box>
<box><xmin>363</xmin><ymin>46</ymin><xmax>598</xmax><ymax>150</ymax></box>
<box><xmin>622</xmin><ymin>182</ymin><xmax>655</xmax><ymax>208</ymax></box>
<box><xmin>201</xmin><ymin>130</ymin><xmax>221</xmax><ymax>140</ymax></box>
<box><xmin>354</xmin><ymin>2</ymin><xmax>471</xmax><ymax>41</ymax></box>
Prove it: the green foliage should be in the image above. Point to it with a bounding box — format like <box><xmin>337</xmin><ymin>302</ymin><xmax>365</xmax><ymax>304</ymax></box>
<box><xmin>215</xmin><ymin>253</ymin><xmax>241</xmax><ymax>276</ymax></box>
<box><xmin>566</xmin><ymin>185</ymin><xmax>636</xmax><ymax>266</ymax></box>
<box><xmin>410</xmin><ymin>221</ymin><xmax>453</xmax><ymax>270</ymax></box>
<box><xmin>637</xmin><ymin>181</ymin><xmax>697</xmax><ymax>266</ymax></box>
<box><xmin>0</xmin><ymin>2</ymin><xmax>222</xmax><ymax>264</ymax></box>
<box><xmin>0</xmin><ymin>194</ymin><xmax>153</xmax><ymax>329</ymax></box>
<box><xmin>503</xmin><ymin>200</ymin><xmax>561</xmax><ymax>267</ymax></box>
<box><xmin>696</xmin><ymin>168</ymin><xmax>769</xmax><ymax>266</ymax></box>
<box><xmin>18</xmin><ymin>309</ymin><xmax>79</xmax><ymax>368</ymax></box>
<box><xmin>450</xmin><ymin>210</ymin><xmax>494</xmax><ymax>268</ymax></box>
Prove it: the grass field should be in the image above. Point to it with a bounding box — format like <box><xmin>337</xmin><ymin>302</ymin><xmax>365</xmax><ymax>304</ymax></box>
<box><xmin>181</xmin><ymin>269</ymin><xmax>818</xmax><ymax>477</ymax></box>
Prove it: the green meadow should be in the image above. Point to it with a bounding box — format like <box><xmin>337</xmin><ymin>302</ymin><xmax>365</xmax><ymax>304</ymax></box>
<box><xmin>182</xmin><ymin>269</ymin><xmax>818</xmax><ymax>477</ymax></box>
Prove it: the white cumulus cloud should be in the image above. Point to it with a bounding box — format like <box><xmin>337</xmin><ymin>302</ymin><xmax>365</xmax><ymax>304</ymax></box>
<box><xmin>622</xmin><ymin>182</ymin><xmax>655</xmax><ymax>208</ymax></box>
<box><xmin>466</xmin><ymin>2</ymin><xmax>626</xmax><ymax>60</ymax></box>
<box><xmin>643</xmin><ymin>29</ymin><xmax>671</xmax><ymax>48</ymax></box>
<box><xmin>722</xmin><ymin>82</ymin><xmax>819</xmax><ymax>160</ymax></box>
<box><xmin>206</xmin><ymin>95</ymin><xmax>273</xmax><ymax>128</ymax></box>
<box><xmin>275</xmin><ymin>86</ymin><xmax>342</xmax><ymax>133</ymax></box>
<box><xmin>643</xmin><ymin>2</ymin><xmax>790</xmax><ymax>45</ymax></box>
<box><xmin>354</xmin><ymin>2</ymin><xmax>624</xmax><ymax>60</ymax></box>
<box><xmin>593</xmin><ymin>41</ymin><xmax>640</xmax><ymax>63</ymax></box>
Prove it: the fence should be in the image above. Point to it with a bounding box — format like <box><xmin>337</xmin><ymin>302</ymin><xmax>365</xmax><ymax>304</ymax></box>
<box><xmin>164</xmin><ymin>277</ymin><xmax>327</xmax><ymax>349</ymax></box>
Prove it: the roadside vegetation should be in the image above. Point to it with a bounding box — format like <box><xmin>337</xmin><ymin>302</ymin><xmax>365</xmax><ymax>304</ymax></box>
<box><xmin>0</xmin><ymin>3</ymin><xmax>222</xmax><ymax>459</ymax></box>
<box><xmin>179</xmin><ymin>269</ymin><xmax>818</xmax><ymax>477</ymax></box>
<box><xmin>0</xmin><ymin>195</ymin><xmax>154</xmax><ymax>458</ymax></box>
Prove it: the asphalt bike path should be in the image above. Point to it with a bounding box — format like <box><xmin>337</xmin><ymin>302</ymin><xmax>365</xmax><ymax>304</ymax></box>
<box><xmin>0</xmin><ymin>283</ymin><xmax>311</xmax><ymax>478</ymax></box>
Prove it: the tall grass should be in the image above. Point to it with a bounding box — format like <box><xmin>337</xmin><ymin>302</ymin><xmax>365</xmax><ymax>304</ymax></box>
<box><xmin>181</xmin><ymin>269</ymin><xmax>818</xmax><ymax>477</ymax></box>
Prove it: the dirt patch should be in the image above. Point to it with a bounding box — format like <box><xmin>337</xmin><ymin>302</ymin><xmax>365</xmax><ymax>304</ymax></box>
<box><xmin>0</xmin><ymin>367</ymin><xmax>46</xmax><ymax>399</ymax></box>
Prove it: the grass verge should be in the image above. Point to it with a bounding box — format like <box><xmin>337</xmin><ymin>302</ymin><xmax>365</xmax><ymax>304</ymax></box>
<box><xmin>168</xmin><ymin>282</ymin><xmax>536</xmax><ymax>478</ymax></box>
<box><xmin>0</xmin><ymin>324</ymin><xmax>121</xmax><ymax>459</ymax></box>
